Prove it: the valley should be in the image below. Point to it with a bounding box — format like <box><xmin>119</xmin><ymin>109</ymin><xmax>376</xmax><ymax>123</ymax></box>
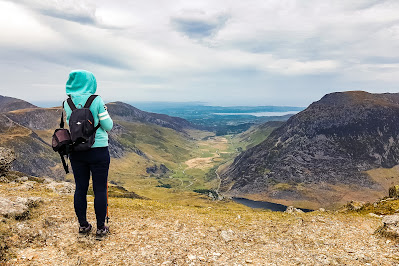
<box><xmin>0</xmin><ymin>95</ymin><xmax>286</xmax><ymax>208</ymax></box>
<box><xmin>2</xmin><ymin>93</ymin><xmax>399</xmax><ymax>264</ymax></box>
<box><xmin>2</xmin><ymin>92</ymin><xmax>399</xmax><ymax>211</ymax></box>
<box><xmin>3</xmin><ymin>2</ymin><xmax>399</xmax><ymax>263</ymax></box>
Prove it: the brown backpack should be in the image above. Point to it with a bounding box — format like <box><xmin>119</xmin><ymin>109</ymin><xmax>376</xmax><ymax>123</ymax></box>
<box><xmin>52</xmin><ymin>103</ymin><xmax>72</xmax><ymax>173</ymax></box>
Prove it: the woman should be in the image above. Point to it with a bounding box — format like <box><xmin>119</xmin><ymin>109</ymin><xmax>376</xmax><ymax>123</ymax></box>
<box><xmin>63</xmin><ymin>70</ymin><xmax>113</xmax><ymax>236</ymax></box>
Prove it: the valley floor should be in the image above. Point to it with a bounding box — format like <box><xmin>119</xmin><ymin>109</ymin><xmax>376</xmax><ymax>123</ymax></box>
<box><xmin>1</xmin><ymin>180</ymin><xmax>399</xmax><ymax>265</ymax></box>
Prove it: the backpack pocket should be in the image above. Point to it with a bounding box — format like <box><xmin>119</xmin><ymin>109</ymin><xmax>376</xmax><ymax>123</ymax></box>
<box><xmin>52</xmin><ymin>128</ymin><xmax>72</xmax><ymax>153</ymax></box>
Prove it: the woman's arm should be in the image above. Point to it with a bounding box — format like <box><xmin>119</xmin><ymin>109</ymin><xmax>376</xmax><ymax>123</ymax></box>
<box><xmin>97</xmin><ymin>97</ymin><xmax>113</xmax><ymax>131</ymax></box>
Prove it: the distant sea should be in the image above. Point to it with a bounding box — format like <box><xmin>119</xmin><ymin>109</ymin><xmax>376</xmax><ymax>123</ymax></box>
<box><xmin>213</xmin><ymin>111</ymin><xmax>299</xmax><ymax>117</ymax></box>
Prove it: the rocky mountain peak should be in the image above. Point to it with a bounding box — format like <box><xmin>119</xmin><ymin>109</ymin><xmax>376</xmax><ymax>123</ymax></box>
<box><xmin>220</xmin><ymin>91</ymin><xmax>399</xmax><ymax>207</ymax></box>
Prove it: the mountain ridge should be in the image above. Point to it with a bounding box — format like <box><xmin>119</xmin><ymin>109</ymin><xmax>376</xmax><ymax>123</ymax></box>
<box><xmin>220</xmin><ymin>91</ymin><xmax>399</xmax><ymax>208</ymax></box>
<box><xmin>0</xmin><ymin>96</ymin><xmax>199</xmax><ymax>178</ymax></box>
<box><xmin>0</xmin><ymin>95</ymin><xmax>37</xmax><ymax>113</ymax></box>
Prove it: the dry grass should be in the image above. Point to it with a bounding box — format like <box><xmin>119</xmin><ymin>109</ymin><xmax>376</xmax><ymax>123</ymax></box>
<box><xmin>184</xmin><ymin>157</ymin><xmax>214</xmax><ymax>169</ymax></box>
<box><xmin>1</xmin><ymin>180</ymin><xmax>399</xmax><ymax>265</ymax></box>
<box><xmin>367</xmin><ymin>166</ymin><xmax>399</xmax><ymax>191</ymax></box>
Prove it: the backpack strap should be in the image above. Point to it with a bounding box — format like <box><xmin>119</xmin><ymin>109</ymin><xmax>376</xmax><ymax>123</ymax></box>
<box><xmin>84</xmin><ymin>95</ymin><xmax>101</xmax><ymax>131</ymax></box>
<box><xmin>66</xmin><ymin>97</ymin><xmax>77</xmax><ymax>111</ymax></box>
<box><xmin>84</xmin><ymin>95</ymin><xmax>98</xmax><ymax>108</ymax></box>
<box><xmin>60</xmin><ymin>101</ymin><xmax>65</xmax><ymax>128</ymax></box>
<box><xmin>94</xmin><ymin>123</ymin><xmax>101</xmax><ymax>131</ymax></box>
<box><xmin>59</xmin><ymin>153</ymin><xmax>69</xmax><ymax>174</ymax></box>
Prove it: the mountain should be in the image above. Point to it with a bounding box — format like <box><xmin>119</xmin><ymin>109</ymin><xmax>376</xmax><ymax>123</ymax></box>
<box><xmin>0</xmin><ymin>97</ymin><xmax>200</xmax><ymax>179</ymax></box>
<box><xmin>0</xmin><ymin>114</ymin><xmax>62</xmax><ymax>179</ymax></box>
<box><xmin>220</xmin><ymin>91</ymin><xmax>399</xmax><ymax>208</ymax></box>
<box><xmin>4</xmin><ymin>107</ymin><xmax>60</xmax><ymax>130</ymax></box>
<box><xmin>0</xmin><ymin>95</ymin><xmax>37</xmax><ymax>112</ymax></box>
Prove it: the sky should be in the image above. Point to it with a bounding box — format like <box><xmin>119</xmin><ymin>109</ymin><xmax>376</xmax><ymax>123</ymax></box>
<box><xmin>0</xmin><ymin>0</ymin><xmax>398</xmax><ymax>106</ymax></box>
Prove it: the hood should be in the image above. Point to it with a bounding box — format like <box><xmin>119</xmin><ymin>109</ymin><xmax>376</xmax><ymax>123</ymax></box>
<box><xmin>66</xmin><ymin>70</ymin><xmax>97</xmax><ymax>96</ymax></box>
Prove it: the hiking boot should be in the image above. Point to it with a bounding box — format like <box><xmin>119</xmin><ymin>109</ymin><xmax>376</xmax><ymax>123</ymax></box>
<box><xmin>79</xmin><ymin>223</ymin><xmax>92</xmax><ymax>234</ymax></box>
<box><xmin>96</xmin><ymin>225</ymin><xmax>109</xmax><ymax>237</ymax></box>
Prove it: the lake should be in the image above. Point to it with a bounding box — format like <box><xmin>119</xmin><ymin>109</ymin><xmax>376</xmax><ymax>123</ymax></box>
<box><xmin>213</xmin><ymin>111</ymin><xmax>299</xmax><ymax>117</ymax></box>
<box><xmin>232</xmin><ymin>197</ymin><xmax>313</xmax><ymax>212</ymax></box>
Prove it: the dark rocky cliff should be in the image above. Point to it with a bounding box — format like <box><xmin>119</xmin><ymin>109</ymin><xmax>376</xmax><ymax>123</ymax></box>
<box><xmin>0</xmin><ymin>114</ymin><xmax>62</xmax><ymax>179</ymax></box>
<box><xmin>221</xmin><ymin>91</ymin><xmax>399</xmax><ymax>200</ymax></box>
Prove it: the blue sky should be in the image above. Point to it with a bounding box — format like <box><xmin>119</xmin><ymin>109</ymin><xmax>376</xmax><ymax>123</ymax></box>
<box><xmin>0</xmin><ymin>0</ymin><xmax>398</xmax><ymax>106</ymax></box>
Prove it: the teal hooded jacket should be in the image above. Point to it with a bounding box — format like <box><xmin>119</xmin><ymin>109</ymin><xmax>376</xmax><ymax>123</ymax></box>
<box><xmin>63</xmin><ymin>70</ymin><xmax>113</xmax><ymax>148</ymax></box>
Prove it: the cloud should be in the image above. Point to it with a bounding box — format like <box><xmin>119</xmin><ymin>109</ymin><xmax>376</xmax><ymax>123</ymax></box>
<box><xmin>7</xmin><ymin>0</ymin><xmax>124</xmax><ymax>28</ymax></box>
<box><xmin>1</xmin><ymin>0</ymin><xmax>399</xmax><ymax>106</ymax></box>
<box><xmin>10</xmin><ymin>0</ymin><xmax>95</xmax><ymax>22</ymax></box>
<box><xmin>171</xmin><ymin>10</ymin><xmax>230</xmax><ymax>39</ymax></box>
<box><xmin>39</xmin><ymin>8</ymin><xmax>96</xmax><ymax>25</ymax></box>
<box><xmin>71</xmin><ymin>52</ymin><xmax>131</xmax><ymax>70</ymax></box>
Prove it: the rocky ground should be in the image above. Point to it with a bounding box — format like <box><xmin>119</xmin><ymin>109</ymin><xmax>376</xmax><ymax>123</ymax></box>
<box><xmin>1</xmin><ymin>176</ymin><xmax>399</xmax><ymax>265</ymax></box>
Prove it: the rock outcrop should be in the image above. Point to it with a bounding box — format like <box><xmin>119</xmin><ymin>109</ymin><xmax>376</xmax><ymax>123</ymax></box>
<box><xmin>221</xmin><ymin>91</ymin><xmax>399</xmax><ymax>203</ymax></box>
<box><xmin>377</xmin><ymin>215</ymin><xmax>399</xmax><ymax>238</ymax></box>
<box><xmin>285</xmin><ymin>206</ymin><xmax>304</xmax><ymax>214</ymax></box>
<box><xmin>0</xmin><ymin>147</ymin><xmax>15</xmax><ymax>176</ymax></box>
<box><xmin>389</xmin><ymin>185</ymin><xmax>399</xmax><ymax>198</ymax></box>
<box><xmin>0</xmin><ymin>196</ymin><xmax>42</xmax><ymax>219</ymax></box>
<box><xmin>146</xmin><ymin>164</ymin><xmax>170</xmax><ymax>177</ymax></box>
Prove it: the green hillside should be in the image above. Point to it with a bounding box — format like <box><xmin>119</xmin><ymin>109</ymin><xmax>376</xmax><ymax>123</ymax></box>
<box><xmin>107</xmin><ymin>121</ymin><xmax>234</xmax><ymax>200</ymax></box>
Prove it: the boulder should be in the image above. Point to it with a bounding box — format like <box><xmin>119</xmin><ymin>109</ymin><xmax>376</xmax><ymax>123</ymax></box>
<box><xmin>0</xmin><ymin>197</ymin><xmax>28</xmax><ymax>218</ymax></box>
<box><xmin>285</xmin><ymin>206</ymin><xmax>304</xmax><ymax>214</ymax></box>
<box><xmin>389</xmin><ymin>185</ymin><xmax>399</xmax><ymax>198</ymax></box>
<box><xmin>220</xmin><ymin>229</ymin><xmax>235</xmax><ymax>242</ymax></box>
<box><xmin>0</xmin><ymin>147</ymin><xmax>15</xmax><ymax>176</ymax></box>
<box><xmin>346</xmin><ymin>201</ymin><xmax>364</xmax><ymax>211</ymax></box>
<box><xmin>0</xmin><ymin>196</ymin><xmax>43</xmax><ymax>219</ymax></box>
<box><xmin>12</xmin><ymin>181</ymin><xmax>36</xmax><ymax>191</ymax></box>
<box><xmin>45</xmin><ymin>181</ymin><xmax>75</xmax><ymax>194</ymax></box>
<box><xmin>377</xmin><ymin>214</ymin><xmax>399</xmax><ymax>238</ymax></box>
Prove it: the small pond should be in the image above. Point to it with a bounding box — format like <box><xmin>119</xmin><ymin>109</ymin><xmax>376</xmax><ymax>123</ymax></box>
<box><xmin>232</xmin><ymin>197</ymin><xmax>313</xmax><ymax>212</ymax></box>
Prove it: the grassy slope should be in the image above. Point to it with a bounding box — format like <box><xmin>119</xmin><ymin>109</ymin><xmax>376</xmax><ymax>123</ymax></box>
<box><xmin>107</xmin><ymin>122</ymin><xmax>234</xmax><ymax>200</ymax></box>
<box><xmin>233</xmin><ymin>121</ymin><xmax>285</xmax><ymax>150</ymax></box>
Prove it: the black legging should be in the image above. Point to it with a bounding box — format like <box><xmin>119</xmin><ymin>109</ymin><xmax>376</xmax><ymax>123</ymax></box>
<box><xmin>70</xmin><ymin>147</ymin><xmax>110</xmax><ymax>228</ymax></box>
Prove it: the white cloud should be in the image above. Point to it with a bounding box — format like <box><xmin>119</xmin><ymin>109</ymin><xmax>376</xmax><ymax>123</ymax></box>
<box><xmin>1</xmin><ymin>0</ymin><xmax>399</xmax><ymax>106</ymax></box>
<box><xmin>0</xmin><ymin>1</ymin><xmax>58</xmax><ymax>47</ymax></box>
<box><xmin>11</xmin><ymin>0</ymin><xmax>97</xmax><ymax>24</ymax></box>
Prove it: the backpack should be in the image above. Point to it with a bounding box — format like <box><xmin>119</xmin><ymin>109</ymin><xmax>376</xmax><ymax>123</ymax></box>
<box><xmin>66</xmin><ymin>95</ymin><xmax>100</xmax><ymax>152</ymax></box>
<box><xmin>52</xmin><ymin>104</ymin><xmax>72</xmax><ymax>173</ymax></box>
<box><xmin>51</xmin><ymin>95</ymin><xmax>100</xmax><ymax>174</ymax></box>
